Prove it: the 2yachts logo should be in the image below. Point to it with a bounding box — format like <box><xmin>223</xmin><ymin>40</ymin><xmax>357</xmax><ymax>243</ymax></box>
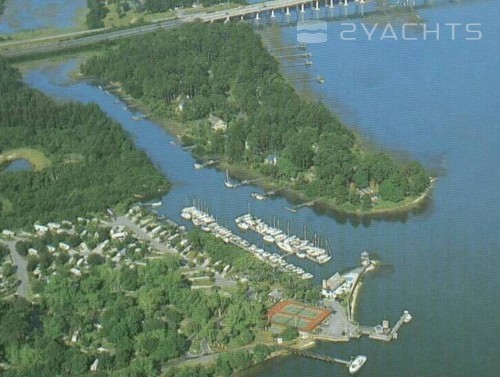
<box><xmin>297</xmin><ymin>22</ymin><xmax>482</xmax><ymax>43</ymax></box>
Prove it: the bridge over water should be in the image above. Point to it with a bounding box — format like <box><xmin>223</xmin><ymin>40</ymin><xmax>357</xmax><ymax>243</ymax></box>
<box><xmin>0</xmin><ymin>0</ymin><xmax>450</xmax><ymax>59</ymax></box>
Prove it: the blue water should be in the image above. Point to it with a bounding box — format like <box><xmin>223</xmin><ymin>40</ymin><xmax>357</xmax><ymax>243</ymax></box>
<box><xmin>21</xmin><ymin>1</ymin><xmax>500</xmax><ymax>376</ymax></box>
<box><xmin>2</xmin><ymin>159</ymin><xmax>32</xmax><ymax>172</ymax></box>
<box><xmin>0</xmin><ymin>0</ymin><xmax>86</xmax><ymax>34</ymax></box>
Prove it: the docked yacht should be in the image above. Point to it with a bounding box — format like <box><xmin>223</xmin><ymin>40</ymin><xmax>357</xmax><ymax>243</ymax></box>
<box><xmin>349</xmin><ymin>355</ymin><xmax>367</xmax><ymax>374</ymax></box>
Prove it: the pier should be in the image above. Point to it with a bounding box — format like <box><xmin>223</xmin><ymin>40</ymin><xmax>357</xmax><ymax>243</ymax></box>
<box><xmin>367</xmin><ymin>310</ymin><xmax>413</xmax><ymax>341</ymax></box>
<box><xmin>283</xmin><ymin>348</ymin><xmax>367</xmax><ymax>374</ymax></box>
<box><xmin>286</xmin><ymin>198</ymin><xmax>322</xmax><ymax>212</ymax></box>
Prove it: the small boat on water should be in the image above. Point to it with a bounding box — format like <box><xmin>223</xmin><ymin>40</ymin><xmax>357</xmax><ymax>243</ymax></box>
<box><xmin>181</xmin><ymin>211</ymin><xmax>192</xmax><ymax>220</ymax></box>
<box><xmin>150</xmin><ymin>201</ymin><xmax>162</xmax><ymax>207</ymax></box>
<box><xmin>194</xmin><ymin>163</ymin><xmax>203</xmax><ymax>170</ymax></box>
<box><xmin>305</xmin><ymin>60</ymin><xmax>313</xmax><ymax>66</ymax></box>
<box><xmin>349</xmin><ymin>355</ymin><xmax>367</xmax><ymax>374</ymax></box>
<box><xmin>251</xmin><ymin>192</ymin><xmax>266</xmax><ymax>200</ymax></box>
<box><xmin>224</xmin><ymin>169</ymin><xmax>238</xmax><ymax>188</ymax></box>
<box><xmin>316</xmin><ymin>75</ymin><xmax>326</xmax><ymax>84</ymax></box>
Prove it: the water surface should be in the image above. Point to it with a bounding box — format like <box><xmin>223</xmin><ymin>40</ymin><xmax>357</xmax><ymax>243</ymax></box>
<box><xmin>21</xmin><ymin>1</ymin><xmax>500</xmax><ymax>376</ymax></box>
<box><xmin>0</xmin><ymin>0</ymin><xmax>86</xmax><ymax>34</ymax></box>
<box><xmin>2</xmin><ymin>159</ymin><xmax>33</xmax><ymax>172</ymax></box>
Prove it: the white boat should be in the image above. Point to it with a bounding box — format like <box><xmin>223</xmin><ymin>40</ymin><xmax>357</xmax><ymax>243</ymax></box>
<box><xmin>251</xmin><ymin>192</ymin><xmax>266</xmax><ymax>200</ymax></box>
<box><xmin>224</xmin><ymin>169</ymin><xmax>238</xmax><ymax>188</ymax></box>
<box><xmin>194</xmin><ymin>163</ymin><xmax>203</xmax><ymax>170</ymax></box>
<box><xmin>317</xmin><ymin>255</ymin><xmax>332</xmax><ymax>264</ymax></box>
<box><xmin>181</xmin><ymin>212</ymin><xmax>192</xmax><ymax>220</ymax></box>
<box><xmin>151</xmin><ymin>201</ymin><xmax>162</xmax><ymax>207</ymax></box>
<box><xmin>236</xmin><ymin>221</ymin><xmax>249</xmax><ymax>230</ymax></box>
<box><xmin>349</xmin><ymin>355</ymin><xmax>367</xmax><ymax>374</ymax></box>
<box><xmin>296</xmin><ymin>251</ymin><xmax>306</xmax><ymax>259</ymax></box>
<box><xmin>263</xmin><ymin>235</ymin><xmax>275</xmax><ymax>243</ymax></box>
<box><xmin>277</xmin><ymin>241</ymin><xmax>294</xmax><ymax>254</ymax></box>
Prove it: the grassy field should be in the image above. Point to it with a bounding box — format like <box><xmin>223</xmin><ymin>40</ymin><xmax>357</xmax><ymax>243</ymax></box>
<box><xmin>0</xmin><ymin>148</ymin><xmax>51</xmax><ymax>171</ymax></box>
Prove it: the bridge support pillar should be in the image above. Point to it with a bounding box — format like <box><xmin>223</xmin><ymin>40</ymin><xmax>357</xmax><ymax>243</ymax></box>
<box><xmin>255</xmin><ymin>12</ymin><xmax>260</xmax><ymax>20</ymax></box>
<box><xmin>330</xmin><ymin>0</ymin><xmax>334</xmax><ymax>8</ymax></box>
<box><xmin>315</xmin><ymin>1</ymin><xmax>320</xmax><ymax>10</ymax></box>
<box><xmin>241</xmin><ymin>15</ymin><xmax>244</xmax><ymax>21</ymax></box>
<box><xmin>300</xmin><ymin>3</ymin><xmax>305</xmax><ymax>12</ymax></box>
<box><xmin>271</xmin><ymin>9</ymin><xmax>276</xmax><ymax>18</ymax></box>
<box><xmin>286</xmin><ymin>6</ymin><xmax>290</xmax><ymax>15</ymax></box>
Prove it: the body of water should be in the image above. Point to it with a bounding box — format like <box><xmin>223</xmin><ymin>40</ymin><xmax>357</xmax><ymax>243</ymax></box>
<box><xmin>2</xmin><ymin>159</ymin><xmax>33</xmax><ymax>172</ymax></box>
<box><xmin>21</xmin><ymin>1</ymin><xmax>500</xmax><ymax>376</ymax></box>
<box><xmin>0</xmin><ymin>0</ymin><xmax>86</xmax><ymax>34</ymax></box>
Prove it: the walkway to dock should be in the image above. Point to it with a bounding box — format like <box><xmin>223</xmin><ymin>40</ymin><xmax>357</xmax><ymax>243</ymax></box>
<box><xmin>283</xmin><ymin>348</ymin><xmax>351</xmax><ymax>366</ymax></box>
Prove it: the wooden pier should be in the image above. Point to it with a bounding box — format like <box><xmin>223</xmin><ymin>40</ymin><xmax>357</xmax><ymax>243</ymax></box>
<box><xmin>288</xmin><ymin>198</ymin><xmax>322</xmax><ymax>212</ymax></box>
<box><xmin>284</xmin><ymin>348</ymin><xmax>351</xmax><ymax>366</ymax></box>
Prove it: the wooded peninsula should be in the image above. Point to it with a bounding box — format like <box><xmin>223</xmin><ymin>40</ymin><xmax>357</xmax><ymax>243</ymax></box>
<box><xmin>82</xmin><ymin>23</ymin><xmax>431</xmax><ymax>215</ymax></box>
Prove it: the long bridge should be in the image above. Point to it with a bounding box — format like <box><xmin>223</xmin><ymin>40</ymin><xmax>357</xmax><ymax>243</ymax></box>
<box><xmin>0</xmin><ymin>0</ymin><xmax>450</xmax><ymax>59</ymax></box>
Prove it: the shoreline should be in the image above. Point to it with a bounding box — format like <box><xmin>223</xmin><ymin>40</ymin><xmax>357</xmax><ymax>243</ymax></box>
<box><xmin>102</xmin><ymin>85</ymin><xmax>434</xmax><ymax>219</ymax></box>
<box><xmin>74</xmin><ymin>26</ymin><xmax>434</xmax><ymax>220</ymax></box>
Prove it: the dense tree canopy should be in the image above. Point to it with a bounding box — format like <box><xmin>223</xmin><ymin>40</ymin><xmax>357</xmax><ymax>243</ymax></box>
<box><xmin>82</xmin><ymin>23</ymin><xmax>430</xmax><ymax>208</ymax></box>
<box><xmin>86</xmin><ymin>0</ymin><xmax>109</xmax><ymax>29</ymax></box>
<box><xmin>0</xmin><ymin>58</ymin><xmax>169</xmax><ymax>229</ymax></box>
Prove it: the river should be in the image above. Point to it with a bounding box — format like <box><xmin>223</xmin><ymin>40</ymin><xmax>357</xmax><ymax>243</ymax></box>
<box><xmin>20</xmin><ymin>0</ymin><xmax>500</xmax><ymax>376</ymax></box>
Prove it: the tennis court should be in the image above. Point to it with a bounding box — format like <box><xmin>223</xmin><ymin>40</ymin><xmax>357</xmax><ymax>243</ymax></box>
<box><xmin>268</xmin><ymin>300</ymin><xmax>331</xmax><ymax>332</ymax></box>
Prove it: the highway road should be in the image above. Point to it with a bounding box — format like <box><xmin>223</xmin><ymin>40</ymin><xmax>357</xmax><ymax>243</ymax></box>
<box><xmin>0</xmin><ymin>0</ymin><xmax>303</xmax><ymax>58</ymax></box>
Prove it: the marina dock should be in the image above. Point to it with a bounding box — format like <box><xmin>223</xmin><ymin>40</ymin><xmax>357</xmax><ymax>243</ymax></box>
<box><xmin>181</xmin><ymin>205</ymin><xmax>313</xmax><ymax>279</ymax></box>
<box><xmin>235</xmin><ymin>213</ymin><xmax>332</xmax><ymax>264</ymax></box>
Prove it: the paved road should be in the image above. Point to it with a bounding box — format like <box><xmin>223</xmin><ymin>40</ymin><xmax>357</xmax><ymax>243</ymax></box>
<box><xmin>2</xmin><ymin>240</ymin><xmax>32</xmax><ymax>298</ymax></box>
<box><xmin>0</xmin><ymin>0</ymin><xmax>301</xmax><ymax>58</ymax></box>
<box><xmin>0</xmin><ymin>19</ymin><xmax>185</xmax><ymax>58</ymax></box>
